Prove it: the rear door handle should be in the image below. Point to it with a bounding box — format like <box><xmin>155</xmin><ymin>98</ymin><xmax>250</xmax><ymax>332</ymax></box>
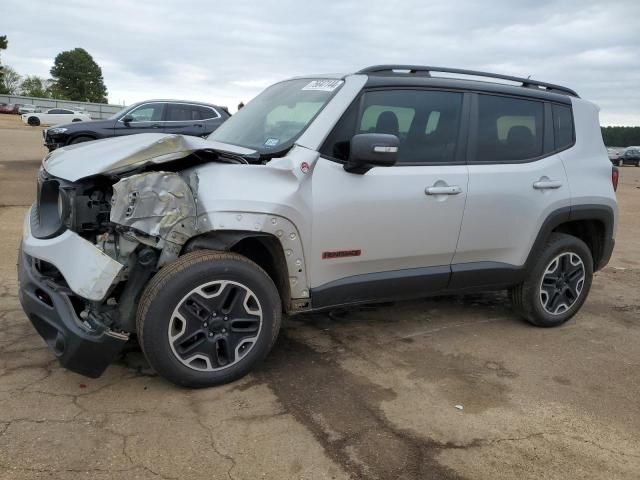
<box><xmin>425</xmin><ymin>185</ymin><xmax>462</xmax><ymax>195</ymax></box>
<box><xmin>533</xmin><ymin>180</ymin><xmax>562</xmax><ymax>190</ymax></box>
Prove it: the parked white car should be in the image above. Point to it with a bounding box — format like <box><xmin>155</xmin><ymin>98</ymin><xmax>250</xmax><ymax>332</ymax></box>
<box><xmin>18</xmin><ymin>104</ymin><xmax>42</xmax><ymax>115</ymax></box>
<box><xmin>21</xmin><ymin>108</ymin><xmax>91</xmax><ymax>126</ymax></box>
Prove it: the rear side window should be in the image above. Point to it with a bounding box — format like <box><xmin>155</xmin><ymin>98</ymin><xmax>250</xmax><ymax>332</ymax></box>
<box><xmin>552</xmin><ymin>104</ymin><xmax>574</xmax><ymax>150</ymax></box>
<box><xmin>475</xmin><ymin>95</ymin><xmax>544</xmax><ymax>161</ymax></box>
<box><xmin>321</xmin><ymin>89</ymin><xmax>463</xmax><ymax>164</ymax></box>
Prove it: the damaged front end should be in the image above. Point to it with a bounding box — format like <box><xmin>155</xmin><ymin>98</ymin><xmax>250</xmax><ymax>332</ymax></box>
<box><xmin>18</xmin><ymin>134</ymin><xmax>237</xmax><ymax>377</ymax></box>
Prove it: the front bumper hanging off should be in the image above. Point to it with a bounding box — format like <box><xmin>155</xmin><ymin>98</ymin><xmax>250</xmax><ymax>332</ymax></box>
<box><xmin>18</xmin><ymin>208</ymin><xmax>129</xmax><ymax>378</ymax></box>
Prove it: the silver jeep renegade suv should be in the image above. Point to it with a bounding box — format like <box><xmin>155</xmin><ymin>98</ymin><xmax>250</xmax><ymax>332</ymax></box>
<box><xmin>18</xmin><ymin>65</ymin><xmax>618</xmax><ymax>387</ymax></box>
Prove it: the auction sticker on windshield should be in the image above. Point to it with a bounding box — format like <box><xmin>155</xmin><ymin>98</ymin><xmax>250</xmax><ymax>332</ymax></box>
<box><xmin>302</xmin><ymin>80</ymin><xmax>344</xmax><ymax>91</ymax></box>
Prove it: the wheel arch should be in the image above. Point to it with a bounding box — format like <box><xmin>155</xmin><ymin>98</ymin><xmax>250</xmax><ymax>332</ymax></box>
<box><xmin>181</xmin><ymin>213</ymin><xmax>307</xmax><ymax>312</ymax></box>
<box><xmin>526</xmin><ymin>205</ymin><xmax>615</xmax><ymax>274</ymax></box>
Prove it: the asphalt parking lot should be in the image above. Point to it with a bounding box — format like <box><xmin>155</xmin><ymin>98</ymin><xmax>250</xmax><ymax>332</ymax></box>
<box><xmin>0</xmin><ymin>114</ymin><xmax>638</xmax><ymax>480</ymax></box>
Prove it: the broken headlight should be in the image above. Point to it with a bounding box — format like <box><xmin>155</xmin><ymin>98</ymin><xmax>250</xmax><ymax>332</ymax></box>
<box><xmin>31</xmin><ymin>179</ymin><xmax>70</xmax><ymax>239</ymax></box>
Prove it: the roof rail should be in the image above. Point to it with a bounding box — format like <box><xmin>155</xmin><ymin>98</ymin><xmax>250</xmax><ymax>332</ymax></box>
<box><xmin>357</xmin><ymin>65</ymin><xmax>579</xmax><ymax>97</ymax></box>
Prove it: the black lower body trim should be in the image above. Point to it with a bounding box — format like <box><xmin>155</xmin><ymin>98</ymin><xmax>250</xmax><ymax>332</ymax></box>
<box><xmin>18</xmin><ymin>246</ymin><xmax>128</xmax><ymax>378</ymax></box>
<box><xmin>311</xmin><ymin>265</ymin><xmax>450</xmax><ymax>310</ymax></box>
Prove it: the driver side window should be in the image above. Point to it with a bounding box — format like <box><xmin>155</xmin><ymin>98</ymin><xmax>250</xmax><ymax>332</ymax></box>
<box><xmin>128</xmin><ymin>103</ymin><xmax>164</xmax><ymax>122</ymax></box>
<box><xmin>321</xmin><ymin>89</ymin><xmax>463</xmax><ymax>164</ymax></box>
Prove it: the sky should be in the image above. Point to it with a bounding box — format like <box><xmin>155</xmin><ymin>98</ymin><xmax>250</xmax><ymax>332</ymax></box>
<box><xmin>2</xmin><ymin>0</ymin><xmax>639</xmax><ymax>124</ymax></box>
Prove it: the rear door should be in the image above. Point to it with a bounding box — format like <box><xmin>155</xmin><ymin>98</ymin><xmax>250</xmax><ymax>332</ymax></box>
<box><xmin>114</xmin><ymin>102</ymin><xmax>165</xmax><ymax>136</ymax></box>
<box><xmin>311</xmin><ymin>88</ymin><xmax>470</xmax><ymax>305</ymax></box>
<box><xmin>163</xmin><ymin>103</ymin><xmax>200</xmax><ymax>136</ymax></box>
<box><xmin>450</xmin><ymin>93</ymin><xmax>571</xmax><ymax>288</ymax></box>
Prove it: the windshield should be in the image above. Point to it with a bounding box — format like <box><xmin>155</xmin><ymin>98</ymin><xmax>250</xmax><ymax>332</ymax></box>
<box><xmin>208</xmin><ymin>78</ymin><xmax>343</xmax><ymax>154</ymax></box>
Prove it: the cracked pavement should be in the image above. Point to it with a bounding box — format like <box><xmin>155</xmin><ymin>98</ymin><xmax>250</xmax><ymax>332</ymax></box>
<box><xmin>0</xmin><ymin>116</ymin><xmax>639</xmax><ymax>479</ymax></box>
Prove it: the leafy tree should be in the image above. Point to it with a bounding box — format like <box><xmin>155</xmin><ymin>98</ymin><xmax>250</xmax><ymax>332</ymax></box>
<box><xmin>0</xmin><ymin>65</ymin><xmax>21</xmax><ymax>94</ymax></box>
<box><xmin>20</xmin><ymin>75</ymin><xmax>52</xmax><ymax>98</ymax></box>
<box><xmin>0</xmin><ymin>35</ymin><xmax>8</xmax><ymax>94</ymax></box>
<box><xmin>50</xmin><ymin>48</ymin><xmax>108</xmax><ymax>103</ymax></box>
<box><xmin>601</xmin><ymin>126</ymin><xmax>640</xmax><ymax>147</ymax></box>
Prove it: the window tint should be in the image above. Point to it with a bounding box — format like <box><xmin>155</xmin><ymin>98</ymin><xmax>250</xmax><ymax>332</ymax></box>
<box><xmin>196</xmin><ymin>106</ymin><xmax>218</xmax><ymax>120</ymax></box>
<box><xmin>166</xmin><ymin>104</ymin><xmax>201</xmax><ymax>121</ymax></box>
<box><xmin>552</xmin><ymin>104</ymin><xmax>574</xmax><ymax>150</ymax></box>
<box><xmin>48</xmin><ymin>109</ymin><xmax>64</xmax><ymax>114</ymax></box>
<box><xmin>128</xmin><ymin>104</ymin><xmax>163</xmax><ymax>122</ymax></box>
<box><xmin>321</xmin><ymin>89</ymin><xmax>463</xmax><ymax>164</ymax></box>
<box><xmin>475</xmin><ymin>95</ymin><xmax>544</xmax><ymax>161</ymax></box>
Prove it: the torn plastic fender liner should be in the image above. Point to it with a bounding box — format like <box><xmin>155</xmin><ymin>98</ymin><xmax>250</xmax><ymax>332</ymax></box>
<box><xmin>110</xmin><ymin>171</ymin><xmax>198</xmax><ymax>263</ymax></box>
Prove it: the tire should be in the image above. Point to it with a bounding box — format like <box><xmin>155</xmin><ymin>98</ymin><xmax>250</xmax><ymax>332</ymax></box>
<box><xmin>137</xmin><ymin>250</ymin><xmax>282</xmax><ymax>388</ymax></box>
<box><xmin>617</xmin><ymin>159</ymin><xmax>623</xmax><ymax>167</ymax></box>
<box><xmin>72</xmin><ymin>118</ymin><xmax>82</xmax><ymax>122</ymax></box>
<box><xmin>69</xmin><ymin>136</ymin><xmax>94</xmax><ymax>145</ymax></box>
<box><xmin>510</xmin><ymin>233</ymin><xmax>593</xmax><ymax>327</ymax></box>
<box><xmin>635</xmin><ymin>161</ymin><xmax>639</xmax><ymax>167</ymax></box>
<box><xmin>27</xmin><ymin>116</ymin><xmax>40</xmax><ymax>126</ymax></box>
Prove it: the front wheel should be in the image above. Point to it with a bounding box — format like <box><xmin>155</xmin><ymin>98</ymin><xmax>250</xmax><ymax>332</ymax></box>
<box><xmin>511</xmin><ymin>233</ymin><xmax>593</xmax><ymax>327</ymax></box>
<box><xmin>617</xmin><ymin>159</ymin><xmax>623</xmax><ymax>167</ymax></box>
<box><xmin>137</xmin><ymin>251</ymin><xmax>282</xmax><ymax>388</ymax></box>
<box><xmin>27</xmin><ymin>116</ymin><xmax>40</xmax><ymax>126</ymax></box>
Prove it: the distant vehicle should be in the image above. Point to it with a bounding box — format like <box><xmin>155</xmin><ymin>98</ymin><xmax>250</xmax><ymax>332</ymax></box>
<box><xmin>615</xmin><ymin>147</ymin><xmax>640</xmax><ymax>167</ymax></box>
<box><xmin>0</xmin><ymin>103</ymin><xmax>19</xmax><ymax>114</ymax></box>
<box><xmin>18</xmin><ymin>104</ymin><xmax>42</xmax><ymax>115</ymax></box>
<box><xmin>22</xmin><ymin>108</ymin><xmax>91</xmax><ymax>127</ymax></box>
<box><xmin>42</xmin><ymin>99</ymin><xmax>229</xmax><ymax>151</ymax></box>
<box><xmin>607</xmin><ymin>148</ymin><xmax>622</xmax><ymax>163</ymax></box>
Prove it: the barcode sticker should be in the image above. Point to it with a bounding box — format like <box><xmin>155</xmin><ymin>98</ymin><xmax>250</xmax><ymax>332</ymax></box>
<box><xmin>302</xmin><ymin>80</ymin><xmax>344</xmax><ymax>92</ymax></box>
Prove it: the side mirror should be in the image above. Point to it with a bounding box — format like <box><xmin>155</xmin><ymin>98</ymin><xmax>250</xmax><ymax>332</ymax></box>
<box><xmin>122</xmin><ymin>115</ymin><xmax>133</xmax><ymax>125</ymax></box>
<box><xmin>344</xmin><ymin>133</ymin><xmax>399</xmax><ymax>174</ymax></box>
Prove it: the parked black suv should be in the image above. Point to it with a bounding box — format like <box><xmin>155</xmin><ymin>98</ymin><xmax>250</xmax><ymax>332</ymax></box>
<box><xmin>613</xmin><ymin>147</ymin><xmax>640</xmax><ymax>167</ymax></box>
<box><xmin>43</xmin><ymin>100</ymin><xmax>230</xmax><ymax>151</ymax></box>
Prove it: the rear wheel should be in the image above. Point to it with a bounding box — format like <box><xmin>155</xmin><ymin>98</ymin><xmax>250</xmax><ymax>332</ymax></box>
<box><xmin>137</xmin><ymin>251</ymin><xmax>282</xmax><ymax>388</ymax></box>
<box><xmin>69</xmin><ymin>136</ymin><xmax>94</xmax><ymax>145</ymax></box>
<box><xmin>617</xmin><ymin>159</ymin><xmax>623</xmax><ymax>166</ymax></box>
<box><xmin>27</xmin><ymin>116</ymin><xmax>40</xmax><ymax>126</ymax></box>
<box><xmin>511</xmin><ymin>233</ymin><xmax>593</xmax><ymax>327</ymax></box>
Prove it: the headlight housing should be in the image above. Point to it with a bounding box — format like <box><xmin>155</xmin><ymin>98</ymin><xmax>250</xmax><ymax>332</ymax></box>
<box><xmin>30</xmin><ymin>179</ymin><xmax>70</xmax><ymax>239</ymax></box>
<box><xmin>48</xmin><ymin>127</ymin><xmax>68</xmax><ymax>135</ymax></box>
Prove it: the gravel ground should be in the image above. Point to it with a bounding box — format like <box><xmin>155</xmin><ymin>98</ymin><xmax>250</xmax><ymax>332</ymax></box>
<box><xmin>0</xmin><ymin>114</ymin><xmax>638</xmax><ymax>479</ymax></box>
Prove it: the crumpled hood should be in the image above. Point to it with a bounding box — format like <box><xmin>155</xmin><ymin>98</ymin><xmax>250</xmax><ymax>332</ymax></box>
<box><xmin>43</xmin><ymin>133</ymin><xmax>258</xmax><ymax>181</ymax></box>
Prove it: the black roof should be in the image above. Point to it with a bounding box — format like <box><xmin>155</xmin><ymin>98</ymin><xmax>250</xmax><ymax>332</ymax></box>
<box><xmin>358</xmin><ymin>65</ymin><xmax>576</xmax><ymax>104</ymax></box>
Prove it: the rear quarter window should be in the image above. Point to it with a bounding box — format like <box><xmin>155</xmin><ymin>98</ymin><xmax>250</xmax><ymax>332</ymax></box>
<box><xmin>552</xmin><ymin>104</ymin><xmax>574</xmax><ymax>150</ymax></box>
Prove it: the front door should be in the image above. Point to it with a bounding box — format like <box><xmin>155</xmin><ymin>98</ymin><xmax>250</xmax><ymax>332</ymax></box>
<box><xmin>310</xmin><ymin>88</ymin><xmax>470</xmax><ymax>307</ymax></box>
<box><xmin>114</xmin><ymin>102</ymin><xmax>165</xmax><ymax>136</ymax></box>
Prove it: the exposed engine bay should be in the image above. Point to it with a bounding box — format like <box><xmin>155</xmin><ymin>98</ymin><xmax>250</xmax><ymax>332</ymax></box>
<box><xmin>32</xmin><ymin>148</ymin><xmax>245</xmax><ymax>335</ymax></box>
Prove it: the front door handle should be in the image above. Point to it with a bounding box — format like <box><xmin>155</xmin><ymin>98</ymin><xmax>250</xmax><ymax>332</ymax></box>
<box><xmin>533</xmin><ymin>179</ymin><xmax>562</xmax><ymax>190</ymax></box>
<box><xmin>151</xmin><ymin>123</ymin><xmax>162</xmax><ymax>129</ymax></box>
<box><xmin>425</xmin><ymin>185</ymin><xmax>462</xmax><ymax>195</ymax></box>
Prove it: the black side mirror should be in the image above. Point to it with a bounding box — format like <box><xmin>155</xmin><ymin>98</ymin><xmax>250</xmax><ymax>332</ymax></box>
<box><xmin>344</xmin><ymin>133</ymin><xmax>399</xmax><ymax>174</ymax></box>
<box><xmin>122</xmin><ymin>115</ymin><xmax>133</xmax><ymax>125</ymax></box>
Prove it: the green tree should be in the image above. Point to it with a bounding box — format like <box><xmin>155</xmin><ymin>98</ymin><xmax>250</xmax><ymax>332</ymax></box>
<box><xmin>601</xmin><ymin>126</ymin><xmax>640</xmax><ymax>147</ymax></box>
<box><xmin>0</xmin><ymin>35</ymin><xmax>8</xmax><ymax>93</ymax></box>
<box><xmin>49</xmin><ymin>48</ymin><xmax>108</xmax><ymax>103</ymax></box>
<box><xmin>20</xmin><ymin>75</ymin><xmax>52</xmax><ymax>98</ymax></box>
<box><xmin>0</xmin><ymin>65</ymin><xmax>21</xmax><ymax>94</ymax></box>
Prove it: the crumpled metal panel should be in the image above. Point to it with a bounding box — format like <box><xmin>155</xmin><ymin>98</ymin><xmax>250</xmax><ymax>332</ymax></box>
<box><xmin>110</xmin><ymin>171</ymin><xmax>197</xmax><ymax>247</ymax></box>
<box><xmin>44</xmin><ymin>133</ymin><xmax>257</xmax><ymax>182</ymax></box>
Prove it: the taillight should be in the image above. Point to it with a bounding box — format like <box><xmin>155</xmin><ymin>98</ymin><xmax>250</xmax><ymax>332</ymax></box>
<box><xmin>612</xmin><ymin>166</ymin><xmax>619</xmax><ymax>191</ymax></box>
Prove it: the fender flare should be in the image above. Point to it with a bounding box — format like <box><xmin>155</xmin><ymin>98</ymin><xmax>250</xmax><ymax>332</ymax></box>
<box><xmin>194</xmin><ymin>211</ymin><xmax>309</xmax><ymax>299</ymax></box>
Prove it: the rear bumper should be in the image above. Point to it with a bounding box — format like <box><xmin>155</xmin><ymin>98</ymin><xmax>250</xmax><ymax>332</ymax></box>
<box><xmin>18</xmin><ymin>247</ymin><xmax>128</xmax><ymax>378</ymax></box>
